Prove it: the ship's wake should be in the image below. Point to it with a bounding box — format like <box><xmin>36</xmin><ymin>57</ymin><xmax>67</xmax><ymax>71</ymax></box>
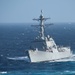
<box><xmin>7</xmin><ymin>56</ymin><xmax>30</xmax><ymax>62</ymax></box>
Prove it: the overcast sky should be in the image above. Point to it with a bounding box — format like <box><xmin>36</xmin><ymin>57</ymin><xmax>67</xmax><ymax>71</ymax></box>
<box><xmin>0</xmin><ymin>0</ymin><xmax>75</xmax><ymax>23</ymax></box>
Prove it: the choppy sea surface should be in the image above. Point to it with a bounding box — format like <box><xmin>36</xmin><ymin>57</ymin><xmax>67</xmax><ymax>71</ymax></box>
<box><xmin>0</xmin><ymin>23</ymin><xmax>75</xmax><ymax>75</ymax></box>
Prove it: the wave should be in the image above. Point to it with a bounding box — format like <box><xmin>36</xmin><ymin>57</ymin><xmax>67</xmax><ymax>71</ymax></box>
<box><xmin>7</xmin><ymin>56</ymin><xmax>30</xmax><ymax>62</ymax></box>
<box><xmin>0</xmin><ymin>71</ymin><xmax>7</xmax><ymax>74</ymax></box>
<box><xmin>59</xmin><ymin>70</ymin><xmax>75</xmax><ymax>74</ymax></box>
<box><xmin>48</xmin><ymin>70</ymin><xmax>75</xmax><ymax>75</ymax></box>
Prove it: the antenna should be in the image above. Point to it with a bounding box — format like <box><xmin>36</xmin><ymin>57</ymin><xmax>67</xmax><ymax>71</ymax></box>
<box><xmin>32</xmin><ymin>10</ymin><xmax>53</xmax><ymax>40</ymax></box>
<box><xmin>41</xmin><ymin>10</ymin><xmax>43</xmax><ymax>15</ymax></box>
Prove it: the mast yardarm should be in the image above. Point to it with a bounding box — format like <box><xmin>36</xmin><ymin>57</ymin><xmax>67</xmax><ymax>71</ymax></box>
<box><xmin>33</xmin><ymin>10</ymin><xmax>50</xmax><ymax>39</ymax></box>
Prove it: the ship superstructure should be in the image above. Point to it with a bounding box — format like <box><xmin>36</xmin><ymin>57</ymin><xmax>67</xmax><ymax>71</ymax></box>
<box><xmin>28</xmin><ymin>10</ymin><xmax>72</xmax><ymax>62</ymax></box>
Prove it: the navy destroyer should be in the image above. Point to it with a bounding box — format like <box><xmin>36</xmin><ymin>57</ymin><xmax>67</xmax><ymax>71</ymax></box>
<box><xmin>28</xmin><ymin>10</ymin><xmax>72</xmax><ymax>62</ymax></box>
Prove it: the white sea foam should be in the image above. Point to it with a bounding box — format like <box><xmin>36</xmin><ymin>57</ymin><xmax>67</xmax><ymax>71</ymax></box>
<box><xmin>63</xmin><ymin>70</ymin><xmax>75</xmax><ymax>74</ymax></box>
<box><xmin>7</xmin><ymin>56</ymin><xmax>29</xmax><ymax>60</ymax></box>
<box><xmin>53</xmin><ymin>70</ymin><xmax>75</xmax><ymax>75</ymax></box>
<box><xmin>0</xmin><ymin>71</ymin><xmax>7</xmax><ymax>74</ymax></box>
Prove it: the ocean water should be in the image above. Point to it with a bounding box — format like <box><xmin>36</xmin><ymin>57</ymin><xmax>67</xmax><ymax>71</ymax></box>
<box><xmin>0</xmin><ymin>23</ymin><xmax>75</xmax><ymax>75</ymax></box>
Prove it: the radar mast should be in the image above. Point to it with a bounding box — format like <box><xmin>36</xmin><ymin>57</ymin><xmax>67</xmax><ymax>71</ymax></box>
<box><xmin>33</xmin><ymin>10</ymin><xmax>50</xmax><ymax>40</ymax></box>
